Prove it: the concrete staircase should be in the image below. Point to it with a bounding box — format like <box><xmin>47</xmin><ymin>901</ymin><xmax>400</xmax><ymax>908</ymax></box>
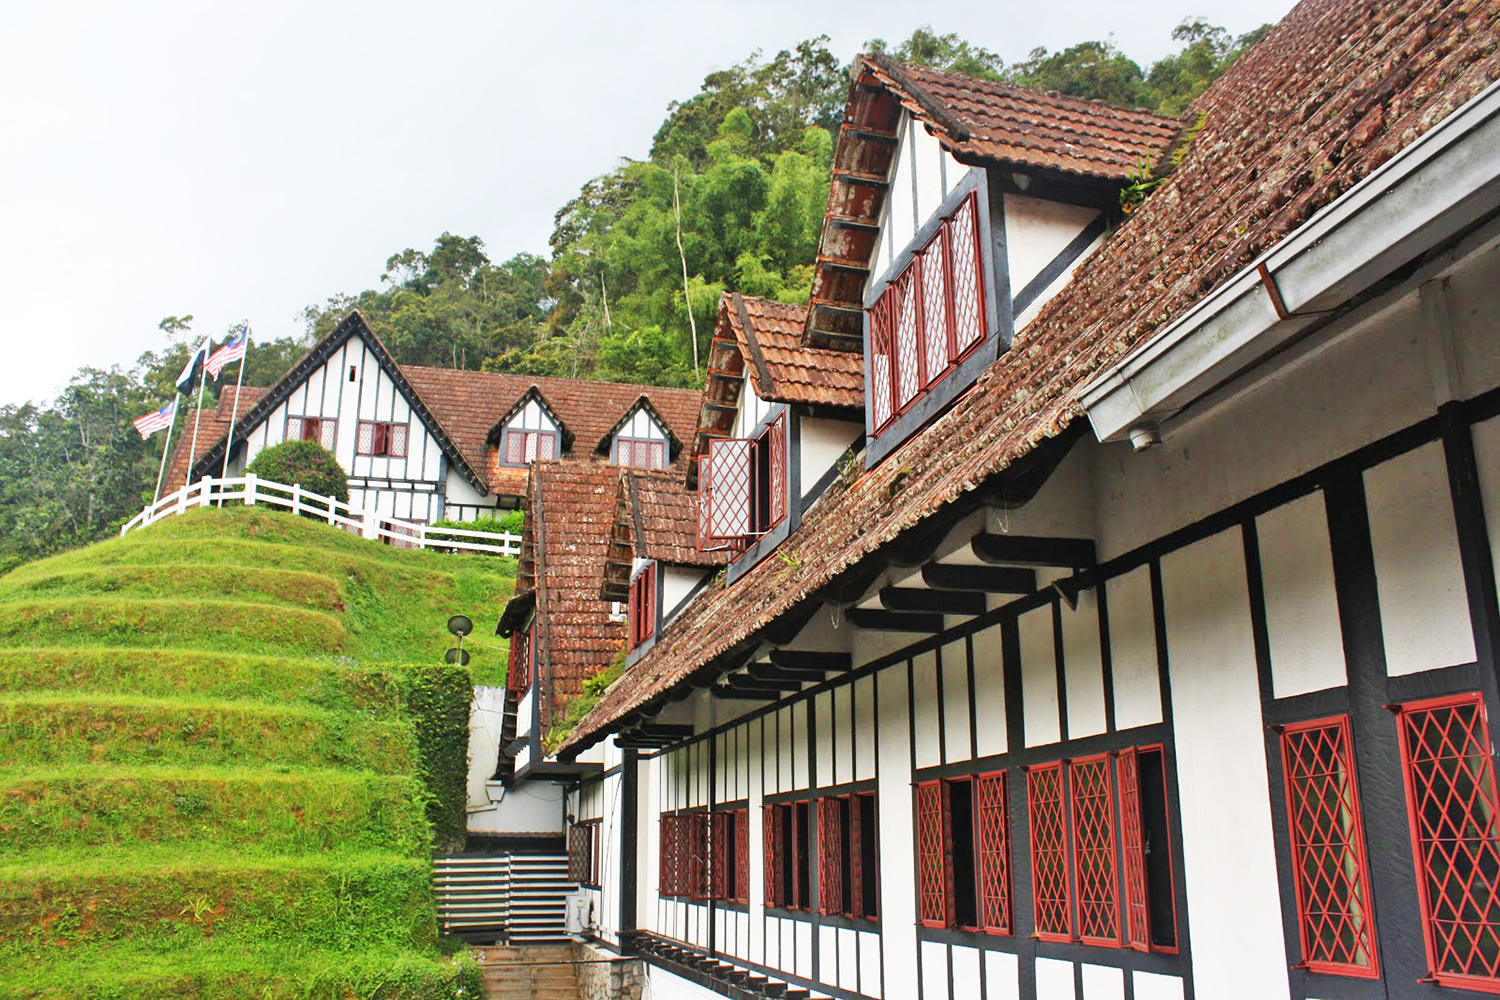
<box><xmin>475</xmin><ymin>944</ymin><xmax>583</xmax><ymax>1000</ymax></box>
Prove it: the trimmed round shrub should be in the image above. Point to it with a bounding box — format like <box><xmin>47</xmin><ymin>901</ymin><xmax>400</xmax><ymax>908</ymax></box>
<box><xmin>246</xmin><ymin>440</ymin><xmax>349</xmax><ymax>509</ymax></box>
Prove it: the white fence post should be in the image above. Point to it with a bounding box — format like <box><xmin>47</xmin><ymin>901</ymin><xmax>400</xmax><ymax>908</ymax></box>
<box><xmin>362</xmin><ymin>503</ymin><xmax>380</xmax><ymax>541</ymax></box>
<box><xmin>245</xmin><ymin>473</ymin><xmax>258</xmax><ymax>506</ymax></box>
<box><xmin>291</xmin><ymin>483</ymin><xmax>302</xmax><ymax>518</ymax></box>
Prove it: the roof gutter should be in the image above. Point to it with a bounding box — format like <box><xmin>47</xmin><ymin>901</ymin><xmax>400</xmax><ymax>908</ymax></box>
<box><xmin>1079</xmin><ymin>79</ymin><xmax>1500</xmax><ymax>443</ymax></box>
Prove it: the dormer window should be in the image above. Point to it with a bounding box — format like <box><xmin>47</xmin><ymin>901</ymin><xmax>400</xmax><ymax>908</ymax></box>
<box><xmin>698</xmin><ymin>413</ymin><xmax>787</xmax><ymax>553</ymax></box>
<box><xmin>504</xmin><ymin>429</ymin><xmax>557</xmax><ymax>465</ymax></box>
<box><xmin>616</xmin><ymin>437</ymin><xmax>666</xmax><ymax>470</ymax></box>
<box><xmin>868</xmin><ymin>190</ymin><xmax>987</xmax><ymax>433</ymax></box>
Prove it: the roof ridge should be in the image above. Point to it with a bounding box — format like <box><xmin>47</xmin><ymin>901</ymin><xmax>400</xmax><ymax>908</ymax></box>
<box><xmin>892</xmin><ymin>57</ymin><xmax>1180</xmax><ymax>127</ymax></box>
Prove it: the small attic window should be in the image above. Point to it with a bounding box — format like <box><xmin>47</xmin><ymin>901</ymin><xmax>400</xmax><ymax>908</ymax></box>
<box><xmin>348</xmin><ymin>365</ymin><xmax>357</xmax><ymax>382</ymax></box>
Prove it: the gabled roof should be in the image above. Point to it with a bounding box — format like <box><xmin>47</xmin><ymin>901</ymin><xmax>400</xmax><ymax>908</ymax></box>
<box><xmin>399</xmin><ymin>366</ymin><xmax>703</xmax><ymax>495</ymax></box>
<box><xmin>593</xmin><ymin>394</ymin><xmax>685</xmax><ymax>458</ymax></box>
<box><xmin>603</xmin><ymin>471</ymin><xmax>729</xmax><ymax>601</ymax></box>
<box><xmin>183</xmin><ymin>312</ymin><xmax>482</xmax><ymax>491</ymax></box>
<box><xmin>489</xmin><ymin>385</ymin><xmax>576</xmax><ymax>451</ymax></box>
<box><xmin>805</xmin><ymin>56</ymin><xmax>1180</xmax><ymax>349</ymax></box>
<box><xmin>523</xmin><ymin>461</ymin><xmax>629</xmax><ymax>722</ymax></box>
<box><xmin>687</xmin><ymin>293</ymin><xmax>864</xmax><ymax>488</ymax></box>
<box><xmin>866</xmin><ymin>56</ymin><xmax>1181</xmax><ymax>181</ymax></box>
<box><xmin>562</xmin><ymin>0</ymin><xmax>1500</xmax><ymax>754</ymax></box>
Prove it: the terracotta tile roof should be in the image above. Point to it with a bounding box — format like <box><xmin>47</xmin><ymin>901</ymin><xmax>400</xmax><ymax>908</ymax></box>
<box><xmin>163</xmin><ymin>385</ymin><xmax>267</xmax><ymax>492</ymax></box>
<box><xmin>723</xmin><ymin>294</ymin><xmax>864</xmax><ymax>408</ymax></box>
<box><xmin>601</xmin><ymin>471</ymin><xmax>727</xmax><ymax>600</ymax></box>
<box><xmin>563</xmin><ymin>0</ymin><xmax>1500</xmax><ymax>753</ymax></box>
<box><xmin>527</xmin><ymin>461</ymin><xmax>628</xmax><ymax>721</ymax></box>
<box><xmin>400</xmin><ymin>366</ymin><xmax>703</xmax><ymax>493</ymax></box>
<box><xmin>866</xmin><ymin>56</ymin><xmax>1182</xmax><ymax>181</ymax></box>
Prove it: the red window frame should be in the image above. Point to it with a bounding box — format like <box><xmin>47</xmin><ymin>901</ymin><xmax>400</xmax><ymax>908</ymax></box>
<box><xmin>686</xmin><ymin>812</ymin><xmax>709</xmax><ymax>900</ymax></box>
<box><xmin>1070</xmin><ymin>754</ymin><xmax>1121</xmax><ymax>946</ymax></box>
<box><xmin>851</xmin><ymin>791</ymin><xmax>878</xmax><ymax>921</ymax></box>
<box><xmin>867</xmin><ymin>190</ymin><xmax>987</xmax><ymax>434</ymax></box>
<box><xmin>1028</xmin><ymin>763</ymin><xmax>1072</xmax><ymax>942</ymax></box>
<box><xmin>916</xmin><ymin>780</ymin><xmax>951</xmax><ymax>928</ymax></box>
<box><xmin>764</xmin><ymin>803</ymin><xmax>782</xmax><ymax>908</ymax></box>
<box><xmin>1396</xmin><ymin>691</ymin><xmax>1500</xmax><ymax>991</ymax></box>
<box><xmin>505</xmin><ymin>624</ymin><xmax>533</xmax><ymax>694</ymax></box>
<box><xmin>627</xmin><ymin>563</ymin><xmax>657</xmax><ymax>650</ymax></box>
<box><xmin>697</xmin><ymin>413</ymin><xmax>787</xmax><ymax>553</ymax></box>
<box><xmin>287</xmin><ymin>415</ymin><xmax>337</xmax><ymax>450</ymax></box>
<box><xmin>709</xmin><ymin>809</ymin><xmax>749</xmax><ymax>903</ymax></box>
<box><xmin>356</xmin><ymin>420</ymin><xmax>408</xmax><ymax>457</ymax></box>
<box><xmin>502</xmin><ymin>428</ymin><xmax>558</xmax><ymax>466</ymax></box>
<box><xmin>975</xmin><ymin>771</ymin><xmax>1012</xmax><ymax>935</ymax></box>
<box><xmin>818</xmin><ymin>797</ymin><xmax>844</xmax><ymax>917</ymax></box>
<box><xmin>1278</xmin><ymin>717</ymin><xmax>1379</xmax><ymax>977</ymax></box>
<box><xmin>615</xmin><ymin>436</ymin><xmax>667</xmax><ymax>470</ymax></box>
<box><xmin>734</xmin><ymin>808</ymin><xmax>750</xmax><ymax>902</ymax></box>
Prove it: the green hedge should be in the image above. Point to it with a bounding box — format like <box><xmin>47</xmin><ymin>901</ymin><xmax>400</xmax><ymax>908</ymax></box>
<box><xmin>0</xmin><ymin>696</ymin><xmax>415</xmax><ymax>773</ymax></box>
<box><xmin>401</xmin><ymin>666</ymin><xmax>473</xmax><ymax>853</ymax></box>
<box><xmin>245</xmin><ymin>440</ymin><xmax>349</xmax><ymax>508</ymax></box>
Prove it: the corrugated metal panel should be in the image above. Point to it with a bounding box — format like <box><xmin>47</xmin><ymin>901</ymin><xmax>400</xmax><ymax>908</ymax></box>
<box><xmin>432</xmin><ymin>852</ymin><xmax>575</xmax><ymax>944</ymax></box>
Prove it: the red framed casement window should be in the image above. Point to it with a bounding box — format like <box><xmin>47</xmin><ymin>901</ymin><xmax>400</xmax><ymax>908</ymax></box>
<box><xmin>627</xmin><ymin>563</ymin><xmax>657</xmax><ymax>650</ymax></box>
<box><xmin>734</xmin><ymin>808</ymin><xmax>750</xmax><ymax>902</ymax></box>
<box><xmin>1071</xmin><ymin>754</ymin><xmax>1121</xmax><ymax>946</ymax></box>
<box><xmin>975</xmin><ymin>772</ymin><xmax>1012</xmax><ymax>934</ymax></box>
<box><xmin>660</xmin><ymin>812</ymin><xmax>691</xmax><ymax>896</ymax></box>
<box><xmin>356</xmin><ymin>420</ymin><xmax>408</xmax><ymax>457</ymax></box>
<box><xmin>867</xmin><ymin>190</ymin><xmax>987</xmax><ymax>433</ymax></box>
<box><xmin>1028</xmin><ymin>763</ymin><xmax>1072</xmax><ymax>942</ymax></box>
<box><xmin>764</xmin><ymin>804</ymin><xmax>782</xmax><ymax>908</ymax></box>
<box><xmin>1395</xmin><ymin>692</ymin><xmax>1500</xmax><ymax>991</ymax></box>
<box><xmin>287</xmin><ymin>416</ymin><xmax>338</xmax><ymax>450</ymax></box>
<box><xmin>1278</xmin><ymin>717</ymin><xmax>1378</xmax><ymax>977</ymax></box>
<box><xmin>615</xmin><ymin>437</ymin><xmax>666</xmax><ymax>470</ymax></box>
<box><xmin>916</xmin><ymin>780</ymin><xmax>951</xmax><ymax>927</ymax></box>
<box><xmin>503</xmin><ymin>428</ymin><xmax>558</xmax><ymax>466</ymax></box>
<box><xmin>698</xmin><ymin>413</ymin><xmax>787</xmax><ymax>553</ymax></box>
<box><xmin>710</xmin><ymin>810</ymin><xmax>749</xmax><ymax>903</ymax></box>
<box><xmin>505</xmin><ymin>624</ymin><xmax>533</xmax><ymax>694</ymax></box>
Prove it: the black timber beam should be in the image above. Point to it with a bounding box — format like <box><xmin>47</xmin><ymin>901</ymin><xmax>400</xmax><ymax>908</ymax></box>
<box><xmin>723</xmin><ymin>674</ymin><xmax>802</xmax><ymax>695</ymax></box>
<box><xmin>745</xmin><ymin>662</ymin><xmax>820</xmax><ymax>685</ymax></box>
<box><xmin>627</xmin><ymin>723</ymin><xmax>694</xmax><ymax>742</ymax></box>
<box><xmin>879</xmin><ymin>586</ymin><xmax>986</xmax><ymax>616</ymax></box>
<box><xmin>768</xmin><ymin>649</ymin><xmax>853</xmax><ymax>674</ymax></box>
<box><xmin>970</xmin><ymin>532</ymin><xmax>1097</xmax><ymax>568</ymax></box>
<box><xmin>761</xmin><ymin>600</ymin><xmax>821</xmax><ymax>646</ymax></box>
<box><xmin>846</xmin><ymin>608</ymin><xmax>945</xmax><ymax>633</ymax></box>
<box><xmin>921</xmin><ymin>562</ymin><xmax>1037</xmax><ymax>594</ymax></box>
<box><xmin>712</xmin><ymin>684</ymin><xmax>777</xmax><ymax>702</ymax></box>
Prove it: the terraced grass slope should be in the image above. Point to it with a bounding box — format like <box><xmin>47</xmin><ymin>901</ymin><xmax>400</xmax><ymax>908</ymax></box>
<box><xmin>0</xmin><ymin>507</ymin><xmax>516</xmax><ymax>998</ymax></box>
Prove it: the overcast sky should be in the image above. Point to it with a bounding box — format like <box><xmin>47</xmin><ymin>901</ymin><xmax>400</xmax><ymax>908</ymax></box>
<box><xmin>0</xmin><ymin>0</ymin><xmax>1296</xmax><ymax>408</ymax></box>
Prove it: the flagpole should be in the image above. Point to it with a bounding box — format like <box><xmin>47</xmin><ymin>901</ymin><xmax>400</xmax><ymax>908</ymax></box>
<box><xmin>186</xmin><ymin>346</ymin><xmax>209</xmax><ymax>484</ymax></box>
<box><xmin>220</xmin><ymin>327</ymin><xmax>250</xmax><ymax>479</ymax></box>
<box><xmin>151</xmin><ymin>397</ymin><xmax>179</xmax><ymax>505</ymax></box>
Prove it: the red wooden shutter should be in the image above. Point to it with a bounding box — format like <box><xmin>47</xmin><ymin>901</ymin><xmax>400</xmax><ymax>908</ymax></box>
<box><xmin>1071</xmin><ymin>755</ymin><xmax>1120</xmax><ymax>945</ymax></box>
<box><xmin>659</xmin><ymin>814</ymin><xmax>673</xmax><ymax>894</ymax></box>
<box><xmin>688</xmin><ymin>813</ymin><xmax>709</xmax><ymax>900</ymax></box>
<box><xmin>916</xmin><ymin>780</ymin><xmax>948</xmax><ymax>927</ymax></box>
<box><xmin>506</xmin><ymin>626</ymin><xmax>531</xmax><ymax>694</ymax></box>
<box><xmin>735</xmin><ymin>808</ymin><xmax>749</xmax><ymax>902</ymax></box>
<box><xmin>645</xmin><ymin>564</ymin><xmax>656</xmax><ymax>640</ymax></box>
<box><xmin>818</xmin><ymin>798</ymin><xmax>843</xmax><ymax>916</ymax></box>
<box><xmin>1117</xmin><ymin>749</ymin><xmax>1151</xmax><ymax>952</ymax></box>
<box><xmin>1028</xmin><ymin>763</ymin><xmax>1071</xmax><ymax>941</ymax></box>
<box><xmin>976</xmin><ymin>771</ymin><xmax>1011</xmax><ymax>934</ymax></box>
<box><xmin>1282</xmin><ymin>717</ymin><xmax>1378</xmax><ymax>975</ymax></box>
<box><xmin>709</xmin><ymin>813</ymin><xmax>728</xmax><ymax>900</ymax></box>
<box><xmin>850</xmin><ymin>795</ymin><xmax>865</xmax><ymax>919</ymax></box>
<box><xmin>764</xmin><ymin>804</ymin><xmax>781</xmax><ymax>907</ymax></box>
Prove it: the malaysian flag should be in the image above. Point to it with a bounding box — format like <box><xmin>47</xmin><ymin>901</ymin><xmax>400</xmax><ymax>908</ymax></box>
<box><xmin>206</xmin><ymin>327</ymin><xmax>249</xmax><ymax>379</ymax></box>
<box><xmin>131</xmin><ymin>398</ymin><xmax>178</xmax><ymax>439</ymax></box>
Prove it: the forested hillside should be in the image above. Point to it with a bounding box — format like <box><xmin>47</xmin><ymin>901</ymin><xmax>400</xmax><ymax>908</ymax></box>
<box><xmin>0</xmin><ymin>20</ymin><xmax>1267</xmax><ymax>569</ymax></box>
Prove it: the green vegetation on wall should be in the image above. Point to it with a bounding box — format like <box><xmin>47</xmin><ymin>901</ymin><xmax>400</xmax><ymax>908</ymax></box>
<box><xmin>0</xmin><ymin>507</ymin><xmax>514</xmax><ymax>998</ymax></box>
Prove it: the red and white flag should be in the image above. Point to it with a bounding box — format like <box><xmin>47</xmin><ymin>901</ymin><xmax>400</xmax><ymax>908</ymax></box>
<box><xmin>132</xmin><ymin>398</ymin><xmax>178</xmax><ymax>439</ymax></box>
<box><xmin>205</xmin><ymin>327</ymin><xmax>249</xmax><ymax>379</ymax></box>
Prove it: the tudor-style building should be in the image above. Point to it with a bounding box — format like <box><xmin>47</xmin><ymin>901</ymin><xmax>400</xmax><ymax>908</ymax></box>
<box><xmin>537</xmin><ymin>4</ymin><xmax>1500</xmax><ymax>1000</ymax></box>
<box><xmin>166</xmin><ymin>312</ymin><xmax>700</xmax><ymax>528</ymax></box>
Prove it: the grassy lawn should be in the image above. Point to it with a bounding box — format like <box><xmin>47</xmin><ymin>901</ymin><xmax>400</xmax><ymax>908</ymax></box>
<box><xmin>0</xmin><ymin>507</ymin><xmax>515</xmax><ymax>998</ymax></box>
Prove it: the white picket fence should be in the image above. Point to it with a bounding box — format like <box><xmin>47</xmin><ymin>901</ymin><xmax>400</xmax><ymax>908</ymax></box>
<box><xmin>119</xmin><ymin>474</ymin><xmax>522</xmax><ymax>556</ymax></box>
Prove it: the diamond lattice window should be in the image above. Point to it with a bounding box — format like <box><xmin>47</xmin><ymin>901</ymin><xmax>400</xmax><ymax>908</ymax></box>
<box><xmin>1071</xmin><ymin>755</ymin><xmax>1120</xmax><ymax>945</ymax></box>
<box><xmin>1029</xmin><ymin>763</ymin><xmax>1071</xmax><ymax>941</ymax></box>
<box><xmin>1398</xmin><ymin>693</ymin><xmax>1500</xmax><ymax>990</ymax></box>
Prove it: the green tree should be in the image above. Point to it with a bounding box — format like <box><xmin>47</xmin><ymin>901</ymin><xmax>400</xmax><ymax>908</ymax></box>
<box><xmin>866</xmin><ymin>26</ymin><xmax>1006</xmax><ymax>81</ymax></box>
<box><xmin>1006</xmin><ymin>40</ymin><xmax>1147</xmax><ymax>108</ymax></box>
